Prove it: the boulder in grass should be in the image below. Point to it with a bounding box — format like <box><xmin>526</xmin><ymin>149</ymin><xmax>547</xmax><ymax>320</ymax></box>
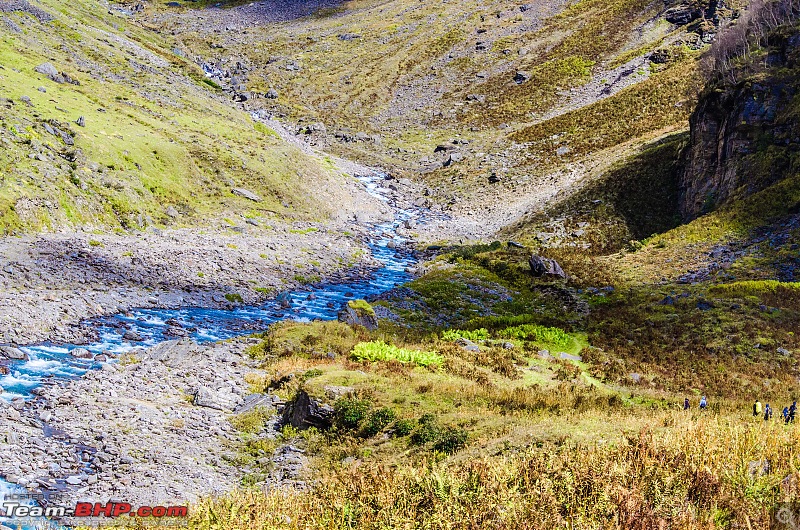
<box><xmin>231</xmin><ymin>187</ymin><xmax>262</xmax><ymax>202</ymax></box>
<box><xmin>282</xmin><ymin>390</ymin><xmax>333</xmax><ymax>430</ymax></box>
<box><xmin>528</xmin><ymin>255</ymin><xmax>566</xmax><ymax>279</ymax></box>
<box><xmin>338</xmin><ymin>299</ymin><xmax>378</xmax><ymax>331</ymax></box>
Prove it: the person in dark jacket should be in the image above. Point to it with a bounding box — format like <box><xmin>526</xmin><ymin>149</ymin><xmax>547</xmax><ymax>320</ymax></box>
<box><xmin>764</xmin><ymin>403</ymin><xmax>772</xmax><ymax>421</ymax></box>
<box><xmin>784</xmin><ymin>406</ymin><xmax>790</xmax><ymax>424</ymax></box>
<box><xmin>790</xmin><ymin>401</ymin><xmax>797</xmax><ymax>423</ymax></box>
<box><xmin>684</xmin><ymin>397</ymin><xmax>690</xmax><ymax>410</ymax></box>
<box><xmin>699</xmin><ymin>396</ymin><xmax>707</xmax><ymax>410</ymax></box>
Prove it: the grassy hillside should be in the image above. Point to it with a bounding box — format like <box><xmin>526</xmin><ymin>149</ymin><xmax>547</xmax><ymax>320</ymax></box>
<box><xmin>186</xmin><ymin>303</ymin><xmax>799</xmax><ymax>529</ymax></box>
<box><xmin>0</xmin><ymin>0</ymin><xmax>350</xmax><ymax>234</ymax></box>
<box><xmin>145</xmin><ymin>0</ymin><xmax>731</xmax><ymax>219</ymax></box>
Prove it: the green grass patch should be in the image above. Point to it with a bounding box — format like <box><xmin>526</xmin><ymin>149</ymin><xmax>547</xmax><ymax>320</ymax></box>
<box><xmin>441</xmin><ymin>328</ymin><xmax>489</xmax><ymax>342</ymax></box>
<box><xmin>348</xmin><ymin>299</ymin><xmax>375</xmax><ymax>316</ymax></box>
<box><xmin>498</xmin><ymin>324</ymin><xmax>572</xmax><ymax>347</ymax></box>
<box><xmin>351</xmin><ymin>341</ymin><xmax>443</xmax><ymax>367</ymax></box>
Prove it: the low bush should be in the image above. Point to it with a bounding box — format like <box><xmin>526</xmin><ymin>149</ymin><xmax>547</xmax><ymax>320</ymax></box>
<box><xmin>333</xmin><ymin>398</ymin><xmax>372</xmax><ymax>431</ymax></box>
<box><xmin>361</xmin><ymin>407</ymin><xmax>396</xmax><ymax>437</ymax></box>
<box><xmin>393</xmin><ymin>418</ymin><xmax>416</xmax><ymax>437</ymax></box>
<box><xmin>432</xmin><ymin>426</ymin><xmax>468</xmax><ymax>454</ymax></box>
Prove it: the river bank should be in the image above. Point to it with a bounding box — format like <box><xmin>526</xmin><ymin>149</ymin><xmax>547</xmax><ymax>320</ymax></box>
<box><xmin>0</xmin><ymin>337</ymin><xmax>288</xmax><ymax>525</ymax></box>
<box><xmin>0</xmin><ymin>166</ymin><xmax>442</xmax><ymax>349</ymax></box>
<box><xmin>0</xmin><ymin>166</ymin><xmax>437</xmax><ymax>527</ymax></box>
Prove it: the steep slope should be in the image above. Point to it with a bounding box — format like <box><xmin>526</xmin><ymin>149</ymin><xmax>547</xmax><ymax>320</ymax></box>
<box><xmin>680</xmin><ymin>26</ymin><xmax>800</xmax><ymax>220</ymax></box>
<box><xmin>142</xmin><ymin>0</ymin><xmax>740</xmax><ymax>236</ymax></box>
<box><xmin>0</xmin><ymin>0</ymin><xmax>376</xmax><ymax>234</ymax></box>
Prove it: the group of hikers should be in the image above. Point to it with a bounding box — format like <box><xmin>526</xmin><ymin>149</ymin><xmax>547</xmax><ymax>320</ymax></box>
<box><xmin>753</xmin><ymin>400</ymin><xmax>797</xmax><ymax>423</ymax></box>
<box><xmin>683</xmin><ymin>396</ymin><xmax>709</xmax><ymax>410</ymax></box>
<box><xmin>682</xmin><ymin>397</ymin><xmax>797</xmax><ymax>423</ymax></box>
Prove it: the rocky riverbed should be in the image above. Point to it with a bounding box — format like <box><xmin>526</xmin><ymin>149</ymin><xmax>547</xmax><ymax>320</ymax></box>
<box><xmin>0</xmin><ymin>167</ymin><xmax>441</xmax><ymax>348</ymax></box>
<box><xmin>0</xmin><ymin>337</ymin><xmax>302</xmax><ymax>524</ymax></box>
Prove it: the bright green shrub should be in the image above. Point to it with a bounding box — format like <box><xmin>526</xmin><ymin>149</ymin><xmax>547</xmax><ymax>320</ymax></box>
<box><xmin>351</xmin><ymin>341</ymin><xmax>443</xmax><ymax>367</ymax></box>
<box><xmin>498</xmin><ymin>324</ymin><xmax>572</xmax><ymax>347</ymax></box>
<box><xmin>441</xmin><ymin>328</ymin><xmax>489</xmax><ymax>341</ymax></box>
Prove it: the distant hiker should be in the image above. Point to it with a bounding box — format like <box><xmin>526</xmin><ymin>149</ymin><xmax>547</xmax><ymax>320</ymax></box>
<box><xmin>790</xmin><ymin>401</ymin><xmax>797</xmax><ymax>423</ymax></box>
<box><xmin>784</xmin><ymin>407</ymin><xmax>790</xmax><ymax>424</ymax></box>
<box><xmin>684</xmin><ymin>398</ymin><xmax>690</xmax><ymax>410</ymax></box>
<box><xmin>754</xmin><ymin>400</ymin><xmax>762</xmax><ymax>417</ymax></box>
<box><xmin>700</xmin><ymin>396</ymin><xmax>707</xmax><ymax>410</ymax></box>
<box><xmin>764</xmin><ymin>404</ymin><xmax>773</xmax><ymax>421</ymax></box>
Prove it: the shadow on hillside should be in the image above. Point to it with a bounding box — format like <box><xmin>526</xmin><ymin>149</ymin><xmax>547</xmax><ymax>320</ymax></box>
<box><xmin>506</xmin><ymin>132</ymin><xmax>688</xmax><ymax>254</ymax></box>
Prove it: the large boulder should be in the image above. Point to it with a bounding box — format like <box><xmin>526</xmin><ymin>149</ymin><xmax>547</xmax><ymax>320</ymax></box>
<box><xmin>528</xmin><ymin>255</ymin><xmax>567</xmax><ymax>279</ymax></box>
<box><xmin>282</xmin><ymin>390</ymin><xmax>333</xmax><ymax>430</ymax></box>
<box><xmin>193</xmin><ymin>386</ymin><xmax>225</xmax><ymax>410</ymax></box>
<box><xmin>0</xmin><ymin>346</ymin><xmax>28</xmax><ymax>361</ymax></box>
<box><xmin>338</xmin><ymin>299</ymin><xmax>378</xmax><ymax>330</ymax></box>
<box><xmin>231</xmin><ymin>187</ymin><xmax>262</xmax><ymax>202</ymax></box>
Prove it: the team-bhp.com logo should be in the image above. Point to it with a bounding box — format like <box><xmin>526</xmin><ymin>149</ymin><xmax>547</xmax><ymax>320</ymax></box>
<box><xmin>2</xmin><ymin>500</ymin><xmax>188</xmax><ymax>519</ymax></box>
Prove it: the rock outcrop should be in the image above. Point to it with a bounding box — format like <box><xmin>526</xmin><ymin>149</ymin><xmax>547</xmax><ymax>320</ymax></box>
<box><xmin>528</xmin><ymin>255</ymin><xmax>567</xmax><ymax>279</ymax></box>
<box><xmin>338</xmin><ymin>299</ymin><xmax>378</xmax><ymax>330</ymax></box>
<box><xmin>282</xmin><ymin>390</ymin><xmax>333</xmax><ymax>430</ymax></box>
<box><xmin>679</xmin><ymin>30</ymin><xmax>800</xmax><ymax>220</ymax></box>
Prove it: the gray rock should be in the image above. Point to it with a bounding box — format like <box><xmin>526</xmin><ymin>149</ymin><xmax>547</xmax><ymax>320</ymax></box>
<box><xmin>444</xmin><ymin>152</ymin><xmax>464</xmax><ymax>167</ymax></box>
<box><xmin>0</xmin><ymin>346</ymin><xmax>28</xmax><ymax>360</ymax></box>
<box><xmin>528</xmin><ymin>255</ymin><xmax>566</xmax><ymax>279</ymax></box>
<box><xmin>282</xmin><ymin>390</ymin><xmax>333</xmax><ymax>430</ymax></box>
<box><xmin>514</xmin><ymin>71</ymin><xmax>530</xmax><ymax>84</ymax></box>
<box><xmin>193</xmin><ymin>386</ymin><xmax>224</xmax><ymax>410</ymax></box>
<box><xmin>265</xmin><ymin>88</ymin><xmax>279</xmax><ymax>99</ymax></box>
<box><xmin>123</xmin><ymin>330</ymin><xmax>144</xmax><ymax>342</ymax></box>
<box><xmin>629</xmin><ymin>373</ymin><xmax>641</xmax><ymax>383</ymax></box>
<box><xmin>64</xmin><ymin>475</ymin><xmax>83</xmax><ymax>485</ymax></box>
<box><xmin>747</xmin><ymin>459</ymin><xmax>770</xmax><ymax>478</ymax></box>
<box><xmin>502</xmin><ymin>342</ymin><xmax>516</xmax><ymax>350</ymax></box>
<box><xmin>338</xmin><ymin>302</ymin><xmax>377</xmax><ymax>331</ymax></box>
<box><xmin>34</xmin><ymin>62</ymin><xmax>59</xmax><ymax>78</ymax></box>
<box><xmin>231</xmin><ymin>187</ymin><xmax>262</xmax><ymax>202</ymax></box>
<box><xmin>559</xmin><ymin>352</ymin><xmax>582</xmax><ymax>362</ymax></box>
<box><xmin>70</xmin><ymin>348</ymin><xmax>93</xmax><ymax>359</ymax></box>
<box><xmin>665</xmin><ymin>5</ymin><xmax>701</xmax><ymax>25</ymax></box>
<box><xmin>324</xmin><ymin>386</ymin><xmax>355</xmax><ymax>400</ymax></box>
<box><xmin>164</xmin><ymin>206</ymin><xmax>179</xmax><ymax>219</ymax></box>
<box><xmin>456</xmin><ymin>338</ymin><xmax>480</xmax><ymax>353</ymax></box>
<box><xmin>76</xmin><ymin>116</ymin><xmax>85</xmax><ymax>127</ymax></box>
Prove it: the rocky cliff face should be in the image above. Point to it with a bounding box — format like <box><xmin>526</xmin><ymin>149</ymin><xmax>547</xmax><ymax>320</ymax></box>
<box><xmin>679</xmin><ymin>29</ymin><xmax>800</xmax><ymax>220</ymax></box>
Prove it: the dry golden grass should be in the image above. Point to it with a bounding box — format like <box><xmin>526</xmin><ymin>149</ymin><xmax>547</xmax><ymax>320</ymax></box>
<box><xmin>192</xmin><ymin>412</ymin><xmax>800</xmax><ymax>529</ymax></box>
